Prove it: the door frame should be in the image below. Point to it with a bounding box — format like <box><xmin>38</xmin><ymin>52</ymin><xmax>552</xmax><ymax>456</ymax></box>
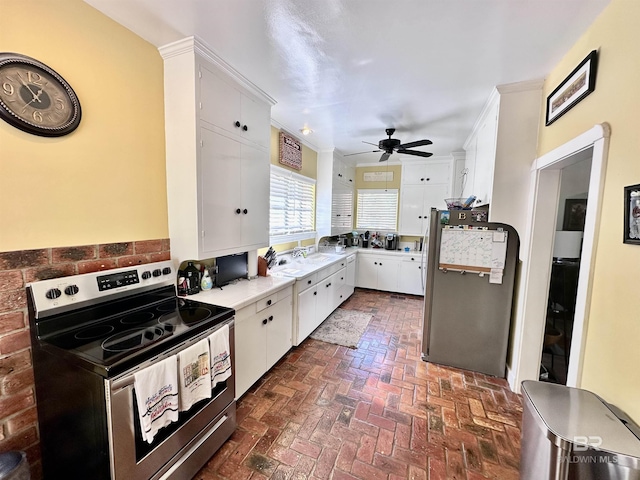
<box><xmin>508</xmin><ymin>123</ymin><xmax>610</xmax><ymax>391</ymax></box>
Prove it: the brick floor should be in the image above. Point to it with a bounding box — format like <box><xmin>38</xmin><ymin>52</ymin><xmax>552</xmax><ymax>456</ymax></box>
<box><xmin>196</xmin><ymin>288</ymin><xmax>522</xmax><ymax>480</ymax></box>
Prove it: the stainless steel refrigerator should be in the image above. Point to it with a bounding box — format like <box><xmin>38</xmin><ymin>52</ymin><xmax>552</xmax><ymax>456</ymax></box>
<box><xmin>422</xmin><ymin>208</ymin><xmax>519</xmax><ymax>377</ymax></box>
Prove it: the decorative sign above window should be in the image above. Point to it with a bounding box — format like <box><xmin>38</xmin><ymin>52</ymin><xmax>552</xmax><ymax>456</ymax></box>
<box><xmin>363</xmin><ymin>171</ymin><xmax>393</xmax><ymax>182</ymax></box>
<box><xmin>279</xmin><ymin>131</ymin><xmax>302</xmax><ymax>170</ymax></box>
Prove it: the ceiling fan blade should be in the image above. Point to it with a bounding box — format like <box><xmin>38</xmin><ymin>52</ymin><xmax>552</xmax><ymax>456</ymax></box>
<box><xmin>344</xmin><ymin>150</ymin><xmax>381</xmax><ymax>157</ymax></box>
<box><xmin>397</xmin><ymin>149</ymin><xmax>433</xmax><ymax>158</ymax></box>
<box><xmin>379</xmin><ymin>152</ymin><xmax>391</xmax><ymax>162</ymax></box>
<box><xmin>397</xmin><ymin>139</ymin><xmax>432</xmax><ymax>149</ymax></box>
<box><xmin>362</xmin><ymin>141</ymin><xmax>378</xmax><ymax>146</ymax></box>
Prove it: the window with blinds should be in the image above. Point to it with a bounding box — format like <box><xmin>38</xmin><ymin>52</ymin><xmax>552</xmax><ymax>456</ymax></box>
<box><xmin>356</xmin><ymin>189</ymin><xmax>398</xmax><ymax>231</ymax></box>
<box><xmin>269</xmin><ymin>165</ymin><xmax>316</xmax><ymax>242</ymax></box>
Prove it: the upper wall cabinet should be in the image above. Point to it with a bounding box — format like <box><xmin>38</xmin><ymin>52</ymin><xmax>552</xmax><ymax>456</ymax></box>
<box><xmin>160</xmin><ymin>37</ymin><xmax>276</xmax><ymax>263</ymax></box>
<box><xmin>317</xmin><ymin>150</ymin><xmax>354</xmax><ymax>237</ymax></box>
<box><xmin>199</xmin><ymin>64</ymin><xmax>270</xmax><ymax>150</ymax></box>
<box><xmin>463</xmin><ymin>80</ymin><xmax>542</xmax><ymax>237</ymax></box>
<box><xmin>398</xmin><ymin>158</ymin><xmax>453</xmax><ymax>236</ymax></box>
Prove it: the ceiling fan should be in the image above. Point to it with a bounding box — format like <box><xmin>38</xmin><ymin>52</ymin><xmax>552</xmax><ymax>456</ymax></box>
<box><xmin>345</xmin><ymin>128</ymin><xmax>433</xmax><ymax>162</ymax></box>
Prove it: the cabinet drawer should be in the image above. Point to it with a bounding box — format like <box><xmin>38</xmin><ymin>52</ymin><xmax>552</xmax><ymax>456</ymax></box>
<box><xmin>256</xmin><ymin>293</ymin><xmax>278</xmax><ymax>313</ymax></box>
<box><xmin>297</xmin><ymin>273</ymin><xmax>318</xmax><ymax>293</ymax></box>
<box><xmin>235</xmin><ymin>303</ymin><xmax>257</xmax><ymax>322</ymax></box>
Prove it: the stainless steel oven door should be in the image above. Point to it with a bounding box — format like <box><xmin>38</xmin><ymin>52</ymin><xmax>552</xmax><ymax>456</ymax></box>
<box><xmin>107</xmin><ymin>320</ymin><xmax>235</xmax><ymax>480</ymax></box>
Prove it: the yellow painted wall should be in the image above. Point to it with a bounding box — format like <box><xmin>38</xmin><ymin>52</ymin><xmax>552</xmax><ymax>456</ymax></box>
<box><xmin>537</xmin><ymin>0</ymin><xmax>640</xmax><ymax>420</ymax></box>
<box><xmin>0</xmin><ymin>0</ymin><xmax>167</xmax><ymax>252</ymax></box>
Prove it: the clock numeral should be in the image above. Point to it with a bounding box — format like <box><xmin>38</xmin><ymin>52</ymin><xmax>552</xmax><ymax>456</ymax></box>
<box><xmin>55</xmin><ymin>98</ymin><xmax>65</xmax><ymax>110</ymax></box>
<box><xmin>28</xmin><ymin>71</ymin><xmax>43</xmax><ymax>85</ymax></box>
<box><xmin>2</xmin><ymin>82</ymin><xmax>14</xmax><ymax>96</ymax></box>
<box><xmin>32</xmin><ymin>111</ymin><xmax>43</xmax><ymax>123</ymax></box>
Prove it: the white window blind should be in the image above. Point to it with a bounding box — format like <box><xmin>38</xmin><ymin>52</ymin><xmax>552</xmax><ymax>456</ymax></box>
<box><xmin>356</xmin><ymin>189</ymin><xmax>398</xmax><ymax>231</ymax></box>
<box><xmin>269</xmin><ymin>165</ymin><xmax>315</xmax><ymax>239</ymax></box>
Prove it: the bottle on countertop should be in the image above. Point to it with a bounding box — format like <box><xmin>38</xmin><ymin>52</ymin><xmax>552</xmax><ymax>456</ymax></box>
<box><xmin>184</xmin><ymin>262</ymin><xmax>200</xmax><ymax>295</ymax></box>
<box><xmin>200</xmin><ymin>268</ymin><xmax>213</xmax><ymax>291</ymax></box>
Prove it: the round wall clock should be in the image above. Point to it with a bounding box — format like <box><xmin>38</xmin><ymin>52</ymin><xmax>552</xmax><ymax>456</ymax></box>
<box><xmin>0</xmin><ymin>53</ymin><xmax>81</xmax><ymax>137</ymax></box>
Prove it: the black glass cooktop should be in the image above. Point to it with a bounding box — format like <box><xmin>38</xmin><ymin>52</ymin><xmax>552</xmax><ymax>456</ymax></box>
<box><xmin>40</xmin><ymin>289</ymin><xmax>234</xmax><ymax>375</ymax></box>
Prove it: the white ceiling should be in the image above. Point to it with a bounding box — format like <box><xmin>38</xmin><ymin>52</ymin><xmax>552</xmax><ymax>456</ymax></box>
<box><xmin>84</xmin><ymin>0</ymin><xmax>609</xmax><ymax>164</ymax></box>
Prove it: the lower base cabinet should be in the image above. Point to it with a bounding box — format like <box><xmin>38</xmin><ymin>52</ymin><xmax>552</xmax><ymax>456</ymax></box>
<box><xmin>356</xmin><ymin>252</ymin><xmax>425</xmax><ymax>295</ymax></box>
<box><xmin>235</xmin><ymin>285</ymin><xmax>293</xmax><ymax>398</ymax></box>
<box><xmin>398</xmin><ymin>256</ymin><xmax>426</xmax><ymax>296</ymax></box>
<box><xmin>293</xmin><ymin>255</ymin><xmax>356</xmax><ymax>346</ymax></box>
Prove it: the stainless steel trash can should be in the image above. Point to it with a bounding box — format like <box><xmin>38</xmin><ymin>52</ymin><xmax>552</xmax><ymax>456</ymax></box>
<box><xmin>520</xmin><ymin>380</ymin><xmax>640</xmax><ymax>480</ymax></box>
<box><xmin>0</xmin><ymin>451</ymin><xmax>29</xmax><ymax>480</ymax></box>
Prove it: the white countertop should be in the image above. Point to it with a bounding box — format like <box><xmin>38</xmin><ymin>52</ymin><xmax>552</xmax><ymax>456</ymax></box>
<box><xmin>187</xmin><ymin>275</ymin><xmax>295</xmax><ymax>311</ymax></box>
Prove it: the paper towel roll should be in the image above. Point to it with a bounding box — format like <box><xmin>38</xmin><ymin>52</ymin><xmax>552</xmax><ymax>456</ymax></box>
<box><xmin>247</xmin><ymin>250</ymin><xmax>258</xmax><ymax>277</ymax></box>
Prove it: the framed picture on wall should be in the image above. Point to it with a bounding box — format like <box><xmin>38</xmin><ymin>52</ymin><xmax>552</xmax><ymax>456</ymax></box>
<box><xmin>563</xmin><ymin>199</ymin><xmax>587</xmax><ymax>231</ymax></box>
<box><xmin>623</xmin><ymin>184</ymin><xmax>640</xmax><ymax>244</ymax></box>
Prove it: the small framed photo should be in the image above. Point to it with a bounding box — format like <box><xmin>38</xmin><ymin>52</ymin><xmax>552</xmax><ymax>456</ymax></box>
<box><xmin>546</xmin><ymin>50</ymin><xmax>598</xmax><ymax>126</ymax></box>
<box><xmin>624</xmin><ymin>184</ymin><xmax>640</xmax><ymax>244</ymax></box>
<box><xmin>563</xmin><ymin>199</ymin><xmax>587</xmax><ymax>231</ymax></box>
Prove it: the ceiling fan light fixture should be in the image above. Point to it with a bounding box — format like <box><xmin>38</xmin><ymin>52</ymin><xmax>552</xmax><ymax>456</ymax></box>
<box><xmin>300</xmin><ymin>127</ymin><xmax>313</xmax><ymax>136</ymax></box>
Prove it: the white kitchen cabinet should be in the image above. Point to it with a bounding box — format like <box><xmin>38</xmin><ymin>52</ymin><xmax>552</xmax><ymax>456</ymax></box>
<box><xmin>462</xmin><ymin>80</ymin><xmax>542</xmax><ymax>238</ymax></box>
<box><xmin>160</xmin><ymin>37</ymin><xmax>275</xmax><ymax>263</ymax></box>
<box><xmin>199</xmin><ymin>63</ymin><xmax>270</xmax><ymax>149</ymax></box>
<box><xmin>234</xmin><ymin>286</ymin><xmax>293</xmax><ymax>398</ymax></box>
<box><xmin>317</xmin><ymin>149</ymin><xmax>355</xmax><ymax>237</ymax></box>
<box><xmin>297</xmin><ymin>284</ymin><xmax>318</xmax><ymax>344</ymax></box>
<box><xmin>398</xmin><ymin>255</ymin><xmax>426</xmax><ymax>296</ymax></box>
<box><xmin>398</xmin><ymin>160</ymin><xmax>453</xmax><ymax>236</ymax></box>
<box><xmin>200</xmin><ymin>127</ymin><xmax>269</xmax><ymax>255</ymax></box>
<box><xmin>292</xmin><ymin>258</ymin><xmax>352</xmax><ymax>346</ymax></box>
<box><xmin>356</xmin><ymin>253</ymin><xmax>400</xmax><ymax>293</ymax></box>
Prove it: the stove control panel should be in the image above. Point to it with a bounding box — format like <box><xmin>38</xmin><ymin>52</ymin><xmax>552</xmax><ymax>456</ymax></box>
<box><xmin>97</xmin><ymin>270</ymin><xmax>140</xmax><ymax>291</ymax></box>
<box><xmin>28</xmin><ymin>260</ymin><xmax>176</xmax><ymax>317</ymax></box>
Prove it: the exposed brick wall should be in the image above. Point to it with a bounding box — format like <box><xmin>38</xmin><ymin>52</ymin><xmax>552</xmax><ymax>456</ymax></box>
<box><xmin>0</xmin><ymin>239</ymin><xmax>171</xmax><ymax>479</ymax></box>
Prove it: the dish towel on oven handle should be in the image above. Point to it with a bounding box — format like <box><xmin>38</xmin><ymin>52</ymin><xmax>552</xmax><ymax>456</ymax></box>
<box><xmin>177</xmin><ymin>338</ymin><xmax>212</xmax><ymax>412</ymax></box>
<box><xmin>208</xmin><ymin>323</ymin><xmax>232</xmax><ymax>387</ymax></box>
<box><xmin>133</xmin><ymin>356</ymin><xmax>179</xmax><ymax>444</ymax></box>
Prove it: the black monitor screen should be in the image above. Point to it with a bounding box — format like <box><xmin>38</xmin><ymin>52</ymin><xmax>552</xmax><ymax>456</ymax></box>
<box><xmin>216</xmin><ymin>253</ymin><xmax>248</xmax><ymax>287</ymax></box>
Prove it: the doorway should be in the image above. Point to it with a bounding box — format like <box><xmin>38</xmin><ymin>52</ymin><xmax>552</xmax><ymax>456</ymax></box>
<box><xmin>508</xmin><ymin>124</ymin><xmax>610</xmax><ymax>392</ymax></box>
<box><xmin>540</xmin><ymin>156</ymin><xmax>591</xmax><ymax>384</ymax></box>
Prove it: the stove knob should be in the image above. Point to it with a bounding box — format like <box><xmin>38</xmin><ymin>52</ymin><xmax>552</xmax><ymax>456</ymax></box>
<box><xmin>144</xmin><ymin>329</ymin><xmax>155</xmax><ymax>340</ymax></box>
<box><xmin>64</xmin><ymin>285</ymin><xmax>79</xmax><ymax>296</ymax></box>
<box><xmin>152</xmin><ymin>269</ymin><xmax>162</xmax><ymax>277</ymax></box>
<box><xmin>45</xmin><ymin>288</ymin><xmax>62</xmax><ymax>300</ymax></box>
<box><xmin>164</xmin><ymin>324</ymin><xmax>174</xmax><ymax>332</ymax></box>
<box><xmin>141</xmin><ymin>271</ymin><xmax>152</xmax><ymax>280</ymax></box>
<box><xmin>162</xmin><ymin>267</ymin><xmax>172</xmax><ymax>275</ymax></box>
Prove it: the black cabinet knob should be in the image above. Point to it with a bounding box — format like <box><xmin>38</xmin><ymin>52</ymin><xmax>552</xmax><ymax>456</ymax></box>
<box><xmin>341</xmin><ymin>263</ymin><xmax>344</xmax><ymax>266</ymax></box>
<box><xmin>141</xmin><ymin>271</ymin><xmax>152</xmax><ymax>280</ymax></box>
<box><xmin>152</xmin><ymin>269</ymin><xmax>162</xmax><ymax>277</ymax></box>
<box><xmin>243</xmin><ymin>125</ymin><xmax>248</xmax><ymax>131</ymax></box>
<box><xmin>236</xmin><ymin>208</ymin><xmax>241</xmax><ymax>214</ymax></box>
<box><xmin>338</xmin><ymin>174</ymin><xmax>342</xmax><ymax>177</ymax></box>
<box><xmin>379</xmin><ymin>263</ymin><xmax>382</xmax><ymax>266</ymax></box>
<box><xmin>269</xmin><ymin>316</ymin><xmax>273</xmax><ymax>322</ymax></box>
<box><xmin>426</xmin><ymin>178</ymin><xmax>430</xmax><ymax>181</ymax></box>
<box><xmin>262</xmin><ymin>319</ymin><xmax>268</xmax><ymax>325</ymax></box>
<box><xmin>235</xmin><ymin>121</ymin><xmax>241</xmax><ymax>127</ymax></box>
<box><xmin>418</xmin><ymin>215</ymin><xmax>422</xmax><ymax>219</ymax></box>
<box><xmin>374</xmin><ymin>262</ymin><xmax>377</xmax><ymax>265</ymax></box>
<box><xmin>243</xmin><ymin>209</ymin><xmax>248</xmax><ymax>214</ymax></box>
<box><xmin>267</xmin><ymin>299</ymin><xmax>272</xmax><ymax>306</ymax></box>
<box><xmin>341</xmin><ymin>277</ymin><xmax>344</xmax><ymax>280</ymax></box>
<box><xmin>307</xmin><ymin>280</ymin><xmax>312</xmax><ymax>284</ymax></box>
<box><xmin>411</xmin><ymin>258</ymin><xmax>415</xmax><ymax>261</ymax></box>
<box><xmin>64</xmin><ymin>285</ymin><xmax>79</xmax><ymax>296</ymax></box>
<box><xmin>419</xmin><ymin>266</ymin><xmax>422</xmax><ymax>269</ymax></box>
<box><xmin>314</xmin><ymin>291</ymin><xmax>317</xmax><ymax>296</ymax></box>
<box><xmin>349</xmin><ymin>179</ymin><xmax>353</xmax><ymax>182</ymax></box>
<box><xmin>336</xmin><ymin>214</ymin><xmax>341</xmax><ymax>217</ymax></box>
<box><xmin>420</xmin><ymin>178</ymin><xmax>424</xmax><ymax>181</ymax></box>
